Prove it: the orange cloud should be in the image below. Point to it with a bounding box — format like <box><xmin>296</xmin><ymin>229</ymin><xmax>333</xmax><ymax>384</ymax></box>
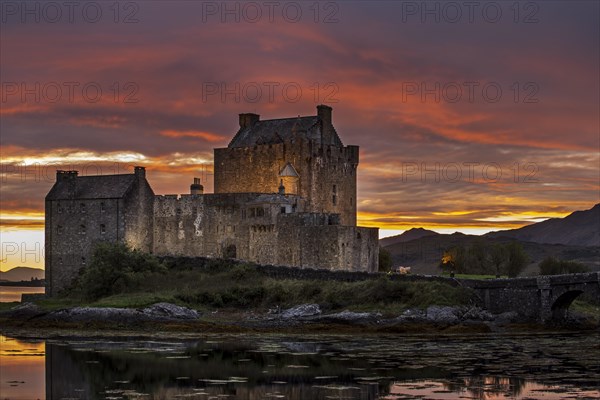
<box><xmin>160</xmin><ymin>130</ymin><xmax>225</xmax><ymax>143</ymax></box>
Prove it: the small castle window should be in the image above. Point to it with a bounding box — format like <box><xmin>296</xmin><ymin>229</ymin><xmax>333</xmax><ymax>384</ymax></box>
<box><xmin>80</xmin><ymin>203</ymin><xmax>86</xmax><ymax>213</ymax></box>
<box><xmin>176</xmin><ymin>208</ymin><xmax>182</xmax><ymax>215</ymax></box>
<box><xmin>333</xmin><ymin>185</ymin><xmax>337</xmax><ymax>194</ymax></box>
<box><xmin>57</xmin><ymin>225</ymin><xmax>63</xmax><ymax>234</ymax></box>
<box><xmin>57</xmin><ymin>204</ymin><xmax>63</xmax><ymax>213</ymax></box>
<box><xmin>58</xmin><ymin>257</ymin><xmax>63</xmax><ymax>265</ymax></box>
<box><xmin>281</xmin><ymin>206</ymin><xmax>286</xmax><ymax>214</ymax></box>
<box><xmin>100</xmin><ymin>224</ymin><xmax>106</xmax><ymax>234</ymax></box>
<box><xmin>81</xmin><ymin>257</ymin><xmax>86</xmax><ymax>265</ymax></box>
<box><xmin>332</xmin><ymin>195</ymin><xmax>337</xmax><ymax>205</ymax></box>
<box><xmin>100</xmin><ymin>202</ymin><xmax>105</xmax><ymax>213</ymax></box>
<box><xmin>350</xmin><ymin>197</ymin><xmax>353</xmax><ymax>206</ymax></box>
<box><xmin>80</xmin><ymin>224</ymin><xmax>86</xmax><ymax>234</ymax></box>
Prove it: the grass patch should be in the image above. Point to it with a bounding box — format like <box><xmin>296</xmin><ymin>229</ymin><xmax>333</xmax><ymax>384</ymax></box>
<box><xmin>571</xmin><ymin>299</ymin><xmax>600</xmax><ymax>321</ymax></box>
<box><xmin>52</xmin><ymin>251</ymin><xmax>473</xmax><ymax>315</ymax></box>
<box><xmin>0</xmin><ymin>302</ymin><xmax>20</xmax><ymax>312</ymax></box>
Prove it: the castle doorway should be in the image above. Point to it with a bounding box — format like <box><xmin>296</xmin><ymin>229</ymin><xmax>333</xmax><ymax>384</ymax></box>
<box><xmin>224</xmin><ymin>244</ymin><xmax>237</xmax><ymax>259</ymax></box>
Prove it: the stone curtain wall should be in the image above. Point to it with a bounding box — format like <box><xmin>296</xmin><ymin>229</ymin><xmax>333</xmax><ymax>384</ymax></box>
<box><xmin>153</xmin><ymin>193</ymin><xmax>378</xmax><ymax>272</ymax></box>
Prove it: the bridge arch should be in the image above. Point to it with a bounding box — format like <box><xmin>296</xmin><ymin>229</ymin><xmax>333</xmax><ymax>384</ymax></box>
<box><xmin>550</xmin><ymin>290</ymin><xmax>584</xmax><ymax>320</ymax></box>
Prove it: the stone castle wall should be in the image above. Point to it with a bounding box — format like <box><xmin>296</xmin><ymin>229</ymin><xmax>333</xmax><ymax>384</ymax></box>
<box><xmin>123</xmin><ymin>170</ymin><xmax>155</xmax><ymax>253</ymax></box>
<box><xmin>45</xmin><ymin>196</ymin><xmax>125</xmax><ymax>295</ymax></box>
<box><xmin>214</xmin><ymin>139</ymin><xmax>358</xmax><ymax>226</ymax></box>
<box><xmin>153</xmin><ymin>193</ymin><xmax>378</xmax><ymax>272</ymax></box>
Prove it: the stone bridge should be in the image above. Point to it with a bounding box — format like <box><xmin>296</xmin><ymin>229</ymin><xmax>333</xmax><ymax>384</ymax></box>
<box><xmin>458</xmin><ymin>272</ymin><xmax>600</xmax><ymax>323</ymax></box>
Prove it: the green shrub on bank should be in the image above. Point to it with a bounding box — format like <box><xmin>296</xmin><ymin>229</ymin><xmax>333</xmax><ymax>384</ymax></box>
<box><xmin>68</xmin><ymin>243</ymin><xmax>166</xmax><ymax>301</ymax></box>
<box><xmin>63</xmin><ymin>249</ymin><xmax>472</xmax><ymax>311</ymax></box>
<box><xmin>174</xmin><ymin>275</ymin><xmax>471</xmax><ymax>311</ymax></box>
<box><xmin>539</xmin><ymin>257</ymin><xmax>589</xmax><ymax>275</ymax></box>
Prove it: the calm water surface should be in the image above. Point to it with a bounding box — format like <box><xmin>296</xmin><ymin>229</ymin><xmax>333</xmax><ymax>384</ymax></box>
<box><xmin>0</xmin><ymin>333</ymin><xmax>598</xmax><ymax>399</ymax></box>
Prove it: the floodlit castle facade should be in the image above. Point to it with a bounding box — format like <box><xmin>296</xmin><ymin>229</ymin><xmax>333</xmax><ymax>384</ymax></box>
<box><xmin>45</xmin><ymin>106</ymin><xmax>379</xmax><ymax>295</ymax></box>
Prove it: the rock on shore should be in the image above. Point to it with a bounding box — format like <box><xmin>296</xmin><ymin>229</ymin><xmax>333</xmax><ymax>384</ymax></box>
<box><xmin>3</xmin><ymin>302</ymin><xmax>200</xmax><ymax>324</ymax></box>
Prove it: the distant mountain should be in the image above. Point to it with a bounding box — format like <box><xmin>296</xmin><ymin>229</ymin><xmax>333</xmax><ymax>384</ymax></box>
<box><xmin>485</xmin><ymin>204</ymin><xmax>600</xmax><ymax>247</ymax></box>
<box><xmin>0</xmin><ymin>267</ymin><xmax>45</xmax><ymax>282</ymax></box>
<box><xmin>383</xmin><ymin>233</ymin><xmax>600</xmax><ymax>276</ymax></box>
<box><xmin>380</xmin><ymin>227</ymin><xmax>439</xmax><ymax>247</ymax></box>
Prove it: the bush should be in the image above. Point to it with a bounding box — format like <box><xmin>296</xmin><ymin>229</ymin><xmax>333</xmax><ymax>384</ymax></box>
<box><xmin>70</xmin><ymin>243</ymin><xmax>166</xmax><ymax>301</ymax></box>
<box><xmin>539</xmin><ymin>257</ymin><xmax>589</xmax><ymax>275</ymax></box>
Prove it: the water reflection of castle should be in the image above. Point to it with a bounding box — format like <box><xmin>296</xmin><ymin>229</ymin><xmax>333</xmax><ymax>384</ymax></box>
<box><xmin>45</xmin><ymin>340</ymin><xmax>385</xmax><ymax>400</ymax></box>
<box><xmin>34</xmin><ymin>336</ymin><xmax>598</xmax><ymax>400</ymax></box>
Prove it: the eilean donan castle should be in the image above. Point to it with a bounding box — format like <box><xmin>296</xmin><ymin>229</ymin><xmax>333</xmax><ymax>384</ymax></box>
<box><xmin>45</xmin><ymin>106</ymin><xmax>379</xmax><ymax>295</ymax></box>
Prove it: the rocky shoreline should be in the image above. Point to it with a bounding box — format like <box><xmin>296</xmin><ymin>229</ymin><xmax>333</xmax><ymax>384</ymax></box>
<box><xmin>2</xmin><ymin>301</ymin><xmax>597</xmax><ymax>336</ymax></box>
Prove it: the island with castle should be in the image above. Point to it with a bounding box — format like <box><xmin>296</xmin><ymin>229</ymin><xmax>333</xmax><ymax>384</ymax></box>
<box><xmin>44</xmin><ymin>105</ymin><xmax>380</xmax><ymax>296</ymax></box>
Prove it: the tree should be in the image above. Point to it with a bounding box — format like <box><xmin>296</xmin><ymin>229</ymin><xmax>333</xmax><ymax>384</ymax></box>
<box><xmin>490</xmin><ymin>243</ymin><xmax>507</xmax><ymax>277</ymax></box>
<box><xmin>71</xmin><ymin>242</ymin><xmax>166</xmax><ymax>301</ymax></box>
<box><xmin>539</xmin><ymin>257</ymin><xmax>589</xmax><ymax>275</ymax></box>
<box><xmin>440</xmin><ymin>246</ymin><xmax>466</xmax><ymax>274</ymax></box>
<box><xmin>468</xmin><ymin>239</ymin><xmax>490</xmax><ymax>274</ymax></box>
<box><xmin>505</xmin><ymin>241</ymin><xmax>529</xmax><ymax>277</ymax></box>
<box><xmin>378</xmin><ymin>246</ymin><xmax>393</xmax><ymax>272</ymax></box>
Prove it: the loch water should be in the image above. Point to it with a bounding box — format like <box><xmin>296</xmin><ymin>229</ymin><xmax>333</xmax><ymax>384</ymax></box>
<box><xmin>1</xmin><ymin>332</ymin><xmax>599</xmax><ymax>399</ymax></box>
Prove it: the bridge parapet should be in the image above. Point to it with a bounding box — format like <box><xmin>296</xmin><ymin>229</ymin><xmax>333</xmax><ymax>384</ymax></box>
<box><xmin>458</xmin><ymin>272</ymin><xmax>600</xmax><ymax>323</ymax></box>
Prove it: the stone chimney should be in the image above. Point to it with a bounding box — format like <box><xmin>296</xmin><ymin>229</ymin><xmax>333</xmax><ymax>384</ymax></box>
<box><xmin>190</xmin><ymin>177</ymin><xmax>204</xmax><ymax>195</ymax></box>
<box><xmin>56</xmin><ymin>170</ymin><xmax>78</xmax><ymax>181</ymax></box>
<box><xmin>317</xmin><ymin>105</ymin><xmax>333</xmax><ymax>144</ymax></box>
<box><xmin>134</xmin><ymin>166</ymin><xmax>146</xmax><ymax>179</ymax></box>
<box><xmin>239</xmin><ymin>113</ymin><xmax>260</xmax><ymax>129</ymax></box>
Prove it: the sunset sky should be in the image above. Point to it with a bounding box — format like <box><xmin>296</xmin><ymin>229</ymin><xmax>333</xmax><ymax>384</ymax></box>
<box><xmin>1</xmin><ymin>1</ymin><xmax>599</xmax><ymax>271</ymax></box>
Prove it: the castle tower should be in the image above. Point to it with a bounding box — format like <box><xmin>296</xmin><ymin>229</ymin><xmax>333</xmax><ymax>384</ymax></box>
<box><xmin>214</xmin><ymin>105</ymin><xmax>358</xmax><ymax>225</ymax></box>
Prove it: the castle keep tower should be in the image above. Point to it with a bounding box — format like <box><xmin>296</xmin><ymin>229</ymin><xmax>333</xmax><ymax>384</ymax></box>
<box><xmin>214</xmin><ymin>105</ymin><xmax>358</xmax><ymax>225</ymax></box>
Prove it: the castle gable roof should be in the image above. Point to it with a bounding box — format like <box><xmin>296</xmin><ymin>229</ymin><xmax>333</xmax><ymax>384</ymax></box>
<box><xmin>228</xmin><ymin>115</ymin><xmax>342</xmax><ymax>148</ymax></box>
<box><xmin>279</xmin><ymin>162</ymin><xmax>299</xmax><ymax>177</ymax></box>
<box><xmin>46</xmin><ymin>174</ymin><xmax>136</xmax><ymax>200</ymax></box>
